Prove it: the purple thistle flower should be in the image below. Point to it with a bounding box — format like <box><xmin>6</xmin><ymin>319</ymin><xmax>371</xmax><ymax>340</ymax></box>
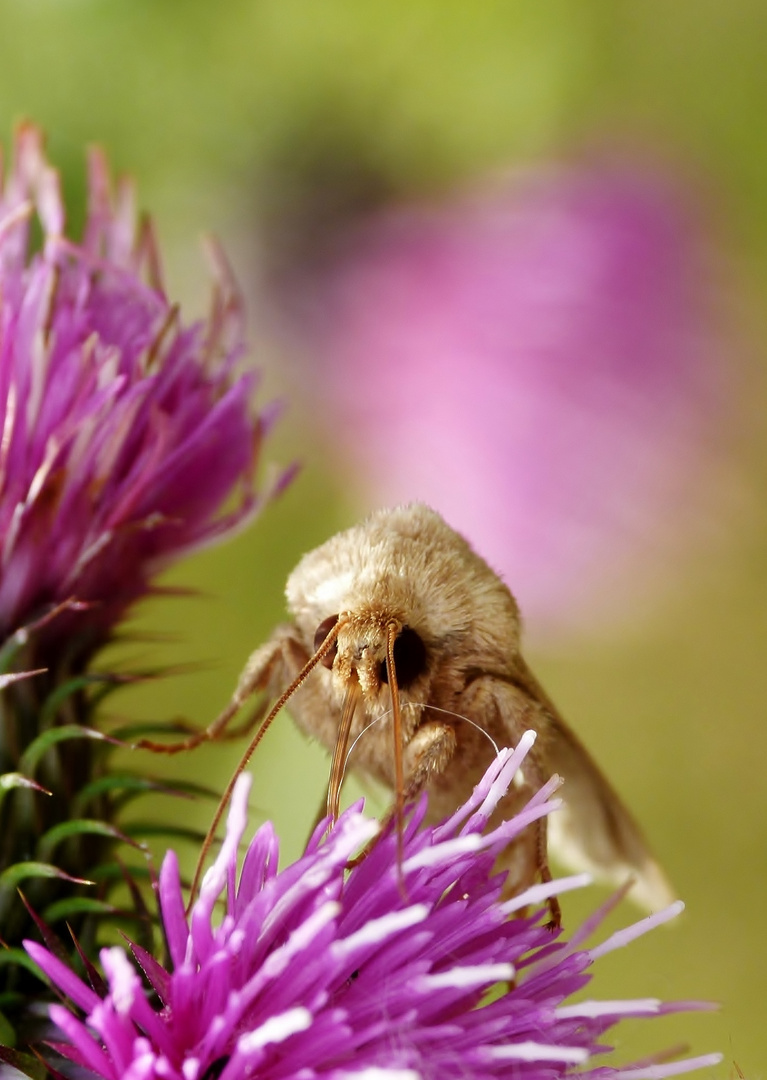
<box><xmin>0</xmin><ymin>123</ymin><xmax>267</xmax><ymax>649</ymax></box>
<box><xmin>27</xmin><ymin>734</ymin><xmax>721</xmax><ymax>1080</ymax></box>
<box><xmin>0</xmin><ymin>124</ymin><xmax>281</xmax><ymax>1054</ymax></box>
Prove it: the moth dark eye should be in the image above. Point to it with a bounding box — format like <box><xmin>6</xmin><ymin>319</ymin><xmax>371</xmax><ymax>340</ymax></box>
<box><xmin>380</xmin><ymin>626</ymin><xmax>427</xmax><ymax>689</ymax></box>
<box><xmin>313</xmin><ymin>614</ymin><xmax>340</xmax><ymax>669</ymax></box>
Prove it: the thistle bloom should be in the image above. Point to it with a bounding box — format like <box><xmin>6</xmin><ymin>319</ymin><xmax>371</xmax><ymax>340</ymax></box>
<box><xmin>0</xmin><ymin>124</ymin><xmax>276</xmax><ymax>1049</ymax></box>
<box><xmin>27</xmin><ymin>735</ymin><xmax>721</xmax><ymax>1080</ymax></box>
<box><xmin>292</xmin><ymin>168</ymin><xmax>733</xmax><ymax>636</ymax></box>
<box><xmin>0</xmin><ymin>124</ymin><xmax>266</xmax><ymax>653</ymax></box>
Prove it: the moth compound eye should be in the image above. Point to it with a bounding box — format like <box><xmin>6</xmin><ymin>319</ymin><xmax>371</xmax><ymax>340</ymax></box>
<box><xmin>313</xmin><ymin>614</ymin><xmax>340</xmax><ymax>669</ymax></box>
<box><xmin>380</xmin><ymin>626</ymin><xmax>427</xmax><ymax>689</ymax></box>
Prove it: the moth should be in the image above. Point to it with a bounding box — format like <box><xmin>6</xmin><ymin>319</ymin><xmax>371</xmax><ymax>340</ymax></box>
<box><xmin>154</xmin><ymin>503</ymin><xmax>674</xmax><ymax>913</ymax></box>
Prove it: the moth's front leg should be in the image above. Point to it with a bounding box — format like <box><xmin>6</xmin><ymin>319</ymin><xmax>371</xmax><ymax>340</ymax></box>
<box><xmin>137</xmin><ymin>624</ymin><xmax>308</xmax><ymax>753</ymax></box>
<box><xmin>230</xmin><ymin>624</ymin><xmax>310</xmax><ymax>710</ymax></box>
<box><xmin>401</xmin><ymin>721</ymin><xmax>458</xmax><ymax>801</ymax></box>
<box><xmin>346</xmin><ymin>721</ymin><xmax>457</xmax><ymax>867</ymax></box>
<box><xmin>456</xmin><ymin>675</ymin><xmax>561</xmax><ymax>926</ymax></box>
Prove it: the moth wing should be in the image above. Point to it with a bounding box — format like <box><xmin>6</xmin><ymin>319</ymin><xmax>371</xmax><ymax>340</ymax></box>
<box><xmin>543</xmin><ymin>717</ymin><xmax>677</xmax><ymax>911</ymax></box>
<box><xmin>506</xmin><ymin>657</ymin><xmax>677</xmax><ymax>912</ymax></box>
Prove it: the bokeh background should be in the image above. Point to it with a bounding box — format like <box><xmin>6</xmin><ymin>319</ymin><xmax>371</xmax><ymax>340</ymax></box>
<box><xmin>0</xmin><ymin>0</ymin><xmax>765</xmax><ymax>1071</ymax></box>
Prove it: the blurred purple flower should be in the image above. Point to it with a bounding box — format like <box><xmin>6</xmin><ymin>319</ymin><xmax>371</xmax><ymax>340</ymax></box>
<box><xmin>296</xmin><ymin>168</ymin><xmax>733</xmax><ymax>635</ymax></box>
<box><xmin>27</xmin><ymin>735</ymin><xmax>720</xmax><ymax>1080</ymax></box>
<box><xmin>0</xmin><ymin>124</ymin><xmax>268</xmax><ymax>650</ymax></box>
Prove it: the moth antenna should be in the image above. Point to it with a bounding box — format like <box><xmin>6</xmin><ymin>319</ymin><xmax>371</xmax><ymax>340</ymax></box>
<box><xmin>326</xmin><ymin>681</ymin><xmax>360</xmax><ymax>822</ymax></box>
<box><xmin>187</xmin><ymin>614</ymin><xmax>348</xmax><ymax>912</ymax></box>
<box><xmin>386</xmin><ymin>622</ymin><xmax>406</xmax><ymax>885</ymax></box>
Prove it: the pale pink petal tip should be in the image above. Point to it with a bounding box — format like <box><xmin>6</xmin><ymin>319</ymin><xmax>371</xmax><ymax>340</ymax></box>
<box><xmin>28</xmin><ymin>733</ymin><xmax>719</xmax><ymax>1080</ymax></box>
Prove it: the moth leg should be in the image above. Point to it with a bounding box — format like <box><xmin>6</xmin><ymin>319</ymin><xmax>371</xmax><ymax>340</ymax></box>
<box><xmin>401</xmin><ymin>720</ymin><xmax>458</xmax><ymax>801</ymax></box>
<box><xmin>456</xmin><ymin>674</ymin><xmax>560</xmax><ymax>927</ymax></box>
<box><xmin>521</xmin><ymin>750</ymin><xmax>561</xmax><ymax>930</ymax></box>
<box><xmin>488</xmin><ymin>728</ymin><xmax>561</xmax><ymax>928</ymax></box>
<box><xmin>136</xmin><ymin>624</ymin><xmax>308</xmax><ymax>754</ymax></box>
<box><xmin>347</xmin><ymin>721</ymin><xmax>457</xmax><ymax>867</ymax></box>
<box><xmin>536</xmin><ymin>823</ymin><xmax>560</xmax><ymax>929</ymax></box>
<box><xmin>497</xmin><ymin>736</ymin><xmax>561</xmax><ymax>928</ymax></box>
<box><xmin>482</xmin><ymin>759</ymin><xmax>561</xmax><ymax>930</ymax></box>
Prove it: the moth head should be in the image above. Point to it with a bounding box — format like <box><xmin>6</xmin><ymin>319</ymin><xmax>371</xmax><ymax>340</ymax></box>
<box><xmin>287</xmin><ymin>503</ymin><xmax>522</xmax><ymax>676</ymax></box>
<box><xmin>311</xmin><ymin>610</ymin><xmax>429</xmax><ymax>702</ymax></box>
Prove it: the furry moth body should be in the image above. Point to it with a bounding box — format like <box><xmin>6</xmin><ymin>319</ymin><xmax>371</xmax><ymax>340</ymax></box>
<box><xmin>226</xmin><ymin>503</ymin><xmax>675</xmax><ymax>910</ymax></box>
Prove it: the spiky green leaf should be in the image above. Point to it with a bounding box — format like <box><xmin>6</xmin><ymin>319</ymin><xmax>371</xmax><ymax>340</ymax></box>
<box><xmin>113</xmin><ymin>718</ymin><xmax>204</xmax><ymax>743</ymax></box>
<box><xmin>37</xmin><ymin>819</ymin><xmax>144</xmax><ymax>862</ymax></box>
<box><xmin>37</xmin><ymin>672</ymin><xmax>129</xmax><ymax>728</ymax></box>
<box><xmin>41</xmin><ymin>896</ymin><xmax>118</xmax><ymax>923</ymax></box>
<box><xmin>72</xmin><ymin>773</ymin><xmax>218</xmax><ymax>815</ymax></box>
<box><xmin>0</xmin><ymin>1006</ymin><xmax>15</xmax><ymax>1046</ymax></box>
<box><xmin>18</xmin><ymin>725</ymin><xmax>117</xmax><ymax>778</ymax></box>
<box><xmin>123</xmin><ymin>822</ymin><xmax>208</xmax><ymax>844</ymax></box>
<box><xmin>0</xmin><ymin>669</ymin><xmax>46</xmax><ymax>692</ymax></box>
<box><xmin>0</xmin><ymin>862</ymin><xmax>94</xmax><ymax>890</ymax></box>
<box><xmin>88</xmin><ymin>860</ymin><xmax>152</xmax><ymax>886</ymax></box>
<box><xmin>0</xmin><ymin>948</ymin><xmax>48</xmax><ymax>980</ymax></box>
<box><xmin>0</xmin><ymin>773</ymin><xmax>51</xmax><ymax>812</ymax></box>
<box><xmin>0</xmin><ymin>1044</ymin><xmax>47</xmax><ymax>1079</ymax></box>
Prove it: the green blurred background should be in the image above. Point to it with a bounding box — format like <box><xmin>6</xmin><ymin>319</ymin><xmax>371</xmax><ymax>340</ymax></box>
<box><xmin>1</xmin><ymin>0</ymin><xmax>765</xmax><ymax>1072</ymax></box>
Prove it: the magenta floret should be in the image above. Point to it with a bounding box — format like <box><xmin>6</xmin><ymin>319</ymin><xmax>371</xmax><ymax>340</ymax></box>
<box><xmin>27</xmin><ymin>735</ymin><xmax>721</xmax><ymax>1080</ymax></box>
